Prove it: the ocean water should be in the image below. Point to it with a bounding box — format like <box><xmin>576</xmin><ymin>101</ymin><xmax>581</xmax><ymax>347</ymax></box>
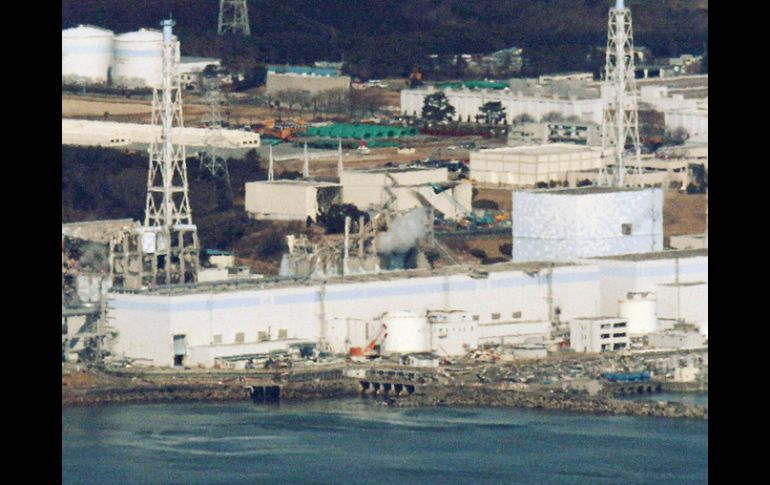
<box><xmin>62</xmin><ymin>398</ymin><xmax>707</xmax><ymax>485</ymax></box>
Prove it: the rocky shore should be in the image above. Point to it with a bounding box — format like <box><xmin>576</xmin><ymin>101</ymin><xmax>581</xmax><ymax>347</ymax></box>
<box><xmin>390</xmin><ymin>384</ymin><xmax>708</xmax><ymax>420</ymax></box>
<box><xmin>62</xmin><ymin>366</ymin><xmax>706</xmax><ymax>420</ymax></box>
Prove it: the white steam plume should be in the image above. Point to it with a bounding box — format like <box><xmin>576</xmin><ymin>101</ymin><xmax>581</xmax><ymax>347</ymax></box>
<box><xmin>376</xmin><ymin>208</ymin><xmax>428</xmax><ymax>254</ymax></box>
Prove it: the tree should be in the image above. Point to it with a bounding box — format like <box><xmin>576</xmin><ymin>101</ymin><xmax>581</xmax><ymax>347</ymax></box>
<box><xmin>541</xmin><ymin>111</ymin><xmax>564</xmax><ymax>122</ymax></box>
<box><xmin>513</xmin><ymin>113</ymin><xmax>535</xmax><ymax>125</ymax></box>
<box><xmin>421</xmin><ymin>91</ymin><xmax>456</xmax><ymax>124</ymax></box>
<box><xmin>479</xmin><ymin>101</ymin><xmax>506</xmax><ymax>125</ymax></box>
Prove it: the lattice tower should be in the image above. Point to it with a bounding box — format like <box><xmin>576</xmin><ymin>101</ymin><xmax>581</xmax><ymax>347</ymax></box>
<box><xmin>218</xmin><ymin>0</ymin><xmax>251</xmax><ymax>36</ymax></box>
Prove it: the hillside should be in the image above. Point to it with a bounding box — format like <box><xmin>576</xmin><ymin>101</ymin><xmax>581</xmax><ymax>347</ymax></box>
<box><xmin>62</xmin><ymin>0</ymin><xmax>707</xmax><ymax>79</ymax></box>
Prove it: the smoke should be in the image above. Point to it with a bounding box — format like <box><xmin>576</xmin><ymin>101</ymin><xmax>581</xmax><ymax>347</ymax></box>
<box><xmin>79</xmin><ymin>242</ymin><xmax>110</xmax><ymax>272</ymax></box>
<box><xmin>376</xmin><ymin>208</ymin><xmax>429</xmax><ymax>254</ymax></box>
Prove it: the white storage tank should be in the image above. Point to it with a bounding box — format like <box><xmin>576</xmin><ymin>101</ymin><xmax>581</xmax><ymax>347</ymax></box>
<box><xmin>618</xmin><ymin>293</ymin><xmax>658</xmax><ymax>334</ymax></box>
<box><xmin>112</xmin><ymin>29</ymin><xmax>178</xmax><ymax>88</ymax></box>
<box><xmin>381</xmin><ymin>311</ymin><xmax>430</xmax><ymax>355</ymax></box>
<box><xmin>62</xmin><ymin>25</ymin><xmax>114</xmax><ymax>84</ymax></box>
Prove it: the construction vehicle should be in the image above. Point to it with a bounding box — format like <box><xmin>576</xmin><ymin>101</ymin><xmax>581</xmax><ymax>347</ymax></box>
<box><xmin>430</xmin><ymin>183</ymin><xmax>495</xmax><ymax>228</ymax></box>
<box><xmin>349</xmin><ymin>324</ymin><xmax>388</xmax><ymax>362</ymax></box>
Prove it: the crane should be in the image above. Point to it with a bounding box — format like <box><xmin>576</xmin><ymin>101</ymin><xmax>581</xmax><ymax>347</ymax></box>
<box><xmin>349</xmin><ymin>323</ymin><xmax>388</xmax><ymax>361</ymax></box>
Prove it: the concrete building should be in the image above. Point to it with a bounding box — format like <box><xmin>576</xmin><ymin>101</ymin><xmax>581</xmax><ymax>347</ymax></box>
<box><xmin>589</xmin><ymin>249</ymin><xmax>708</xmax><ymax>335</ymax></box>
<box><xmin>664</xmin><ymin>109</ymin><xmax>708</xmax><ymax>139</ymax></box>
<box><xmin>427</xmin><ymin>310</ymin><xmax>551</xmax><ymax>356</ymax></box>
<box><xmin>62</xmin><ymin>119</ymin><xmax>261</xmax><ymax>148</ymax></box>
<box><xmin>266</xmin><ymin>65</ymin><xmax>351</xmax><ymax>96</ymax></box>
<box><xmin>177</xmin><ymin>57</ymin><xmax>222</xmax><ymax>90</ymax></box>
<box><xmin>471</xmin><ymin>144</ymin><xmax>603</xmax><ymax>186</ymax></box>
<box><xmin>569</xmin><ymin>317</ymin><xmax>630</xmax><ymax>353</ymax></box>
<box><xmin>341</xmin><ymin>167</ymin><xmax>473</xmax><ymax>221</ymax></box>
<box><xmin>401</xmin><ymin>87</ymin><xmax>604</xmax><ymax>125</ymax></box>
<box><xmin>106</xmin><ymin>261</ymin><xmax>601</xmax><ymax>367</ymax></box>
<box><xmin>647</xmin><ymin>329</ymin><xmax>705</xmax><ymax>350</ymax></box>
<box><xmin>244</xmin><ymin>179</ymin><xmax>342</xmax><ymax>222</ymax></box>
<box><xmin>511</xmin><ymin>187</ymin><xmax>664</xmax><ymax>262</ymax></box>
<box><xmin>565</xmin><ymin>157</ymin><xmax>691</xmax><ymax>189</ymax></box>
<box><xmin>655</xmin><ymin>281</ymin><xmax>708</xmax><ymax>328</ymax></box>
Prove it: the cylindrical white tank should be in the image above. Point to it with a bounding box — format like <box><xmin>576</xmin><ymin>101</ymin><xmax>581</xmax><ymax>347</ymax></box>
<box><xmin>619</xmin><ymin>296</ymin><xmax>658</xmax><ymax>334</ymax></box>
<box><xmin>112</xmin><ymin>29</ymin><xmax>177</xmax><ymax>88</ymax></box>
<box><xmin>381</xmin><ymin>311</ymin><xmax>430</xmax><ymax>355</ymax></box>
<box><xmin>62</xmin><ymin>25</ymin><xmax>114</xmax><ymax>84</ymax></box>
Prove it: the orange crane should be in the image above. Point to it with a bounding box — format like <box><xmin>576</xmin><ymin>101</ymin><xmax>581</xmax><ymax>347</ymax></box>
<box><xmin>349</xmin><ymin>324</ymin><xmax>388</xmax><ymax>361</ymax></box>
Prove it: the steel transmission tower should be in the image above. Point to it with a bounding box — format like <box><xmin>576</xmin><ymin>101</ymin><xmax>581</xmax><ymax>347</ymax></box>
<box><xmin>218</xmin><ymin>0</ymin><xmax>251</xmax><ymax>36</ymax></box>
<box><xmin>600</xmin><ymin>0</ymin><xmax>642</xmax><ymax>187</ymax></box>
<box><xmin>144</xmin><ymin>19</ymin><xmax>199</xmax><ymax>286</ymax></box>
<box><xmin>199</xmin><ymin>75</ymin><xmax>230</xmax><ymax>188</ymax></box>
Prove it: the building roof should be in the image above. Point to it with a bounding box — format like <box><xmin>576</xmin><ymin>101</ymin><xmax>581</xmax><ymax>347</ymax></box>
<box><xmin>179</xmin><ymin>56</ymin><xmax>220</xmax><ymax>65</ymax></box>
<box><xmin>111</xmin><ymin>260</ymin><xmax>582</xmax><ymax>297</ymax></box>
<box><xmin>267</xmin><ymin>65</ymin><xmax>340</xmax><ymax>77</ymax></box>
<box><xmin>246</xmin><ymin>179</ymin><xmax>341</xmax><ymax>188</ymax></box>
<box><xmin>479</xmin><ymin>143</ymin><xmax>600</xmax><ymax>156</ymax></box>
<box><xmin>526</xmin><ymin>186</ymin><xmax>657</xmax><ymax>195</ymax></box>
<box><xmin>62</xmin><ymin>219</ymin><xmax>138</xmax><ymax>243</ymax></box>
<box><xmin>592</xmin><ymin>249</ymin><xmax>707</xmax><ymax>262</ymax></box>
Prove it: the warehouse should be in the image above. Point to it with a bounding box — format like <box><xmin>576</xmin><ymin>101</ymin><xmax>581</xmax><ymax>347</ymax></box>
<box><xmin>266</xmin><ymin>65</ymin><xmax>351</xmax><ymax>95</ymax></box>
<box><xmin>244</xmin><ymin>180</ymin><xmax>342</xmax><ymax>222</ymax></box>
<box><xmin>341</xmin><ymin>167</ymin><xmax>473</xmax><ymax>220</ymax></box>
<box><xmin>665</xmin><ymin>108</ymin><xmax>708</xmax><ymax>139</ymax></box>
<box><xmin>61</xmin><ymin>119</ymin><xmax>261</xmax><ymax>148</ymax></box>
<box><xmin>471</xmin><ymin>143</ymin><xmax>603</xmax><ymax>186</ymax></box>
<box><xmin>401</xmin><ymin>86</ymin><xmax>604</xmax><ymax>124</ymax></box>
<box><xmin>511</xmin><ymin>187</ymin><xmax>664</xmax><ymax>262</ymax></box>
<box><xmin>106</xmin><ymin>261</ymin><xmax>601</xmax><ymax>367</ymax></box>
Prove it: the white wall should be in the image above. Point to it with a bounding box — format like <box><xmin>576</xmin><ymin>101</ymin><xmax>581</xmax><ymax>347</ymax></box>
<box><xmin>245</xmin><ymin>182</ymin><xmax>325</xmax><ymax>221</ymax></box>
<box><xmin>512</xmin><ymin>188</ymin><xmax>664</xmax><ymax>262</ymax></box>
<box><xmin>108</xmin><ymin>262</ymin><xmax>601</xmax><ymax>366</ymax></box>
<box><xmin>62</xmin><ymin>119</ymin><xmax>261</xmax><ymax>148</ymax></box>
<box><xmin>590</xmin><ymin>253</ymin><xmax>708</xmax><ymax>318</ymax></box>
<box><xmin>471</xmin><ymin>144</ymin><xmax>603</xmax><ymax>186</ymax></box>
<box><xmin>401</xmin><ymin>88</ymin><xmax>604</xmax><ymax>124</ymax></box>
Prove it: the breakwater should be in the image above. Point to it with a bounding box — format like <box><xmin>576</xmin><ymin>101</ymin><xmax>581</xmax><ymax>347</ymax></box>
<box><xmin>390</xmin><ymin>384</ymin><xmax>707</xmax><ymax>420</ymax></box>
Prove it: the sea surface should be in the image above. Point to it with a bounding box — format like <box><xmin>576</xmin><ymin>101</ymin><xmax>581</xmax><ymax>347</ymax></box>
<box><xmin>62</xmin><ymin>397</ymin><xmax>708</xmax><ymax>485</ymax></box>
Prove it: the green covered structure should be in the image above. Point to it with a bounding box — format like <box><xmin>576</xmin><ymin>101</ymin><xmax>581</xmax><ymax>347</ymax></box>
<box><xmin>305</xmin><ymin>124</ymin><xmax>418</xmax><ymax>140</ymax></box>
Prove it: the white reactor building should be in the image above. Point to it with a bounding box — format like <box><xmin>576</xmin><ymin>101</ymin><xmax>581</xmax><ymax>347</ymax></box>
<box><xmin>511</xmin><ymin>187</ymin><xmax>663</xmax><ymax>262</ymax></box>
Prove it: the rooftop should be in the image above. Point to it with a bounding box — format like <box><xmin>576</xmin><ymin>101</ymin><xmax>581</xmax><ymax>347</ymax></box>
<box><xmin>62</xmin><ymin>219</ymin><xmax>138</xmax><ymax>243</ymax></box>
<box><xmin>111</xmin><ymin>260</ymin><xmax>579</xmax><ymax>297</ymax></box>
<box><xmin>245</xmin><ymin>179</ymin><xmax>341</xmax><ymax>188</ymax></box>
<box><xmin>592</xmin><ymin>249</ymin><xmax>707</xmax><ymax>262</ymax></box>
<box><xmin>524</xmin><ymin>186</ymin><xmax>656</xmax><ymax>195</ymax></box>
<box><xmin>479</xmin><ymin>143</ymin><xmax>600</xmax><ymax>156</ymax></box>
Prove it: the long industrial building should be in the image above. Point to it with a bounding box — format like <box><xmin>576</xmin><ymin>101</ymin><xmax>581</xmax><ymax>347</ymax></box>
<box><xmin>470</xmin><ymin>143</ymin><xmax>604</xmax><ymax>186</ymax></box>
<box><xmin>61</xmin><ymin>119</ymin><xmax>261</xmax><ymax>148</ymax></box>
<box><xmin>401</xmin><ymin>86</ymin><xmax>604</xmax><ymax>124</ymax></box>
<box><xmin>105</xmin><ymin>247</ymin><xmax>707</xmax><ymax>367</ymax></box>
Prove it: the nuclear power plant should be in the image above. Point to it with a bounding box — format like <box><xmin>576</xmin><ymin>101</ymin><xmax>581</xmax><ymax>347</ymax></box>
<box><xmin>62</xmin><ymin>1</ymin><xmax>707</xmax><ymax>376</ymax></box>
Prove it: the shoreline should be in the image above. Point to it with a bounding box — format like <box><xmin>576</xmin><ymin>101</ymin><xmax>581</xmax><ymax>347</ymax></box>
<box><xmin>62</xmin><ymin>378</ymin><xmax>707</xmax><ymax>420</ymax></box>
